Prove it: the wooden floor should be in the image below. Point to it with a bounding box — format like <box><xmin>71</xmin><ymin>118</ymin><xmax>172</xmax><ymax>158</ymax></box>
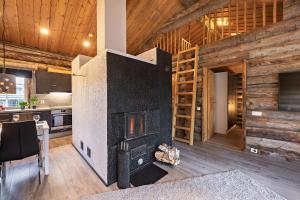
<box><xmin>1</xmin><ymin>136</ymin><xmax>300</xmax><ymax>200</ymax></box>
<box><xmin>208</xmin><ymin>127</ymin><xmax>245</xmax><ymax>150</ymax></box>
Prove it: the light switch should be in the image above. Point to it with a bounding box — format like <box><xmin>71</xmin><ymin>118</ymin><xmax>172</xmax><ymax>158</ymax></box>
<box><xmin>252</xmin><ymin>111</ymin><xmax>262</xmax><ymax>116</ymax></box>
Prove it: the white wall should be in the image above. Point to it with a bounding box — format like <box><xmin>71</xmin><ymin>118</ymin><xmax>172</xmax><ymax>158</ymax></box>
<box><xmin>72</xmin><ymin>54</ymin><xmax>108</xmax><ymax>184</ymax></box>
<box><xmin>214</xmin><ymin>72</ymin><xmax>228</xmax><ymax>134</ymax></box>
<box><xmin>97</xmin><ymin>0</ymin><xmax>126</xmax><ymax>53</ymax></box>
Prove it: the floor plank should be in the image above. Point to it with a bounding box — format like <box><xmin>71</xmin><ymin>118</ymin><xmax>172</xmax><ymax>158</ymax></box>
<box><xmin>1</xmin><ymin>136</ymin><xmax>299</xmax><ymax>200</ymax></box>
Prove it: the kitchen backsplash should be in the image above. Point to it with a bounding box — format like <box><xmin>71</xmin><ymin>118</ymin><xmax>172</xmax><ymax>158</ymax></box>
<box><xmin>35</xmin><ymin>93</ymin><xmax>72</xmax><ymax>107</ymax></box>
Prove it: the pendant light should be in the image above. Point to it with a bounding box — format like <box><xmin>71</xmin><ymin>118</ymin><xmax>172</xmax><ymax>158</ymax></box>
<box><xmin>0</xmin><ymin>0</ymin><xmax>16</xmax><ymax>94</ymax></box>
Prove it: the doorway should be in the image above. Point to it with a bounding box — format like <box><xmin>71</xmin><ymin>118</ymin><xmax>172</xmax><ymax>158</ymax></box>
<box><xmin>202</xmin><ymin>62</ymin><xmax>246</xmax><ymax>150</ymax></box>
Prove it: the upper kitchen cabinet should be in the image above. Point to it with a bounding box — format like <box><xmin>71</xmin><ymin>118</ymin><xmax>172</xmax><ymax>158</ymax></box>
<box><xmin>36</xmin><ymin>71</ymin><xmax>71</xmax><ymax>94</ymax></box>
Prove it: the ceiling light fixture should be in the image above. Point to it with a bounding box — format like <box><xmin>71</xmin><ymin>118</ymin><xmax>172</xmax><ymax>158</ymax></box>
<box><xmin>40</xmin><ymin>28</ymin><xmax>49</xmax><ymax>35</ymax></box>
<box><xmin>0</xmin><ymin>0</ymin><xmax>16</xmax><ymax>94</ymax></box>
<box><xmin>82</xmin><ymin>33</ymin><xmax>93</xmax><ymax>48</ymax></box>
<box><xmin>83</xmin><ymin>40</ymin><xmax>91</xmax><ymax>48</ymax></box>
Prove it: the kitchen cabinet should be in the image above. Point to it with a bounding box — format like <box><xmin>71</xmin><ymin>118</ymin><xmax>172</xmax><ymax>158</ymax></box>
<box><xmin>36</xmin><ymin>71</ymin><xmax>71</xmax><ymax>94</ymax></box>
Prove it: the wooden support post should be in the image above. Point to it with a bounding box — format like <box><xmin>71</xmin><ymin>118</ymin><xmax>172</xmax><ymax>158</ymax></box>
<box><xmin>208</xmin><ymin>13</ymin><xmax>211</xmax><ymax>44</ymax></box>
<box><xmin>167</xmin><ymin>32</ymin><xmax>169</xmax><ymax>52</ymax></box>
<box><xmin>229</xmin><ymin>0</ymin><xmax>231</xmax><ymax>36</ymax></box>
<box><xmin>171</xmin><ymin>31</ymin><xmax>173</xmax><ymax>54</ymax></box>
<box><xmin>244</xmin><ymin>0</ymin><xmax>247</xmax><ymax>33</ymax></box>
<box><xmin>178</xmin><ymin>30</ymin><xmax>181</xmax><ymax>51</ymax></box>
<box><xmin>188</xmin><ymin>24</ymin><xmax>191</xmax><ymax>43</ymax></box>
<box><xmin>273</xmin><ymin>0</ymin><xmax>277</xmax><ymax>23</ymax></box>
<box><xmin>214</xmin><ymin>11</ymin><xmax>217</xmax><ymax>42</ymax></box>
<box><xmin>236</xmin><ymin>0</ymin><xmax>239</xmax><ymax>34</ymax></box>
<box><xmin>253</xmin><ymin>0</ymin><xmax>256</xmax><ymax>29</ymax></box>
<box><xmin>159</xmin><ymin>36</ymin><xmax>162</xmax><ymax>49</ymax></box>
<box><xmin>221</xmin><ymin>7</ymin><xmax>224</xmax><ymax>39</ymax></box>
<box><xmin>163</xmin><ymin>34</ymin><xmax>166</xmax><ymax>51</ymax></box>
<box><xmin>262</xmin><ymin>0</ymin><xmax>266</xmax><ymax>27</ymax></box>
<box><xmin>174</xmin><ymin>29</ymin><xmax>177</xmax><ymax>55</ymax></box>
<box><xmin>202</xmin><ymin>25</ymin><xmax>205</xmax><ymax>45</ymax></box>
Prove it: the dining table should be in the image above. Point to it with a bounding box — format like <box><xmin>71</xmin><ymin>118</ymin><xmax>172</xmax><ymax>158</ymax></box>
<box><xmin>0</xmin><ymin>120</ymin><xmax>50</xmax><ymax>175</ymax></box>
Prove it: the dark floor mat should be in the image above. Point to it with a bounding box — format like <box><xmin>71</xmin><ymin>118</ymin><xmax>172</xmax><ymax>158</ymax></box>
<box><xmin>130</xmin><ymin>164</ymin><xmax>168</xmax><ymax>187</ymax></box>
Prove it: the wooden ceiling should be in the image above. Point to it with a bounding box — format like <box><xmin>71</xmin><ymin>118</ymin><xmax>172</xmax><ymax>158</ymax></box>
<box><xmin>0</xmin><ymin>0</ymin><xmax>195</xmax><ymax>57</ymax></box>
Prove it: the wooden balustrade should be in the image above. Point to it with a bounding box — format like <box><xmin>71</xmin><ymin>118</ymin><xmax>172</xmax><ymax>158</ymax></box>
<box><xmin>154</xmin><ymin>0</ymin><xmax>283</xmax><ymax>55</ymax></box>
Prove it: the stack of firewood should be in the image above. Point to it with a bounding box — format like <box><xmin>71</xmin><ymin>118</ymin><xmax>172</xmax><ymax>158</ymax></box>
<box><xmin>155</xmin><ymin>144</ymin><xmax>180</xmax><ymax>166</ymax></box>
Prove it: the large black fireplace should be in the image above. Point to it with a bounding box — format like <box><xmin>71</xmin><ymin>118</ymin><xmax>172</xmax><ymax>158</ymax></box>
<box><xmin>106</xmin><ymin>49</ymin><xmax>172</xmax><ymax>185</ymax></box>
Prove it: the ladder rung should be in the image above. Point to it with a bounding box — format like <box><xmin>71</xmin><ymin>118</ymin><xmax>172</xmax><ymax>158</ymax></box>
<box><xmin>177</xmin><ymin>81</ymin><xmax>194</xmax><ymax>85</ymax></box>
<box><xmin>173</xmin><ymin>137</ymin><xmax>190</xmax><ymax>143</ymax></box>
<box><xmin>174</xmin><ymin>126</ymin><xmax>191</xmax><ymax>131</ymax></box>
<box><xmin>176</xmin><ymin>115</ymin><xmax>192</xmax><ymax>119</ymax></box>
<box><xmin>178</xmin><ymin>58</ymin><xmax>195</xmax><ymax>64</ymax></box>
<box><xmin>176</xmin><ymin>104</ymin><xmax>192</xmax><ymax>107</ymax></box>
<box><xmin>178</xmin><ymin>47</ymin><xmax>197</xmax><ymax>54</ymax></box>
<box><xmin>177</xmin><ymin>92</ymin><xmax>193</xmax><ymax>95</ymax></box>
<box><xmin>177</xmin><ymin>69</ymin><xmax>195</xmax><ymax>74</ymax></box>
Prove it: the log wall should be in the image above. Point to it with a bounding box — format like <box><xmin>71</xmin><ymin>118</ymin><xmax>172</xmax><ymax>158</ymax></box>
<box><xmin>197</xmin><ymin>2</ymin><xmax>300</xmax><ymax>160</ymax></box>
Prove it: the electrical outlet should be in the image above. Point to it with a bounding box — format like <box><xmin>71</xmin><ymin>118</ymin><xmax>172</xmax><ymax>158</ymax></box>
<box><xmin>80</xmin><ymin>141</ymin><xmax>84</xmax><ymax>150</ymax></box>
<box><xmin>250</xmin><ymin>148</ymin><xmax>258</xmax><ymax>154</ymax></box>
<box><xmin>197</xmin><ymin>106</ymin><xmax>201</xmax><ymax>111</ymax></box>
<box><xmin>87</xmin><ymin>147</ymin><xmax>91</xmax><ymax>158</ymax></box>
<box><xmin>252</xmin><ymin>111</ymin><xmax>262</xmax><ymax>117</ymax></box>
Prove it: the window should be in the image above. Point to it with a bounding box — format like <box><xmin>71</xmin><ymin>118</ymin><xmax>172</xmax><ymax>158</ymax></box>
<box><xmin>0</xmin><ymin>77</ymin><xmax>25</xmax><ymax>107</ymax></box>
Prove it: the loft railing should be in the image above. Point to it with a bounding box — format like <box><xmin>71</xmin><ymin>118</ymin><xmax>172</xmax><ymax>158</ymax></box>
<box><xmin>154</xmin><ymin>0</ymin><xmax>283</xmax><ymax>56</ymax></box>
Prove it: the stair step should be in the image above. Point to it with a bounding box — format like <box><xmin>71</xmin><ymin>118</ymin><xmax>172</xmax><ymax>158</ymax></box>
<box><xmin>174</xmin><ymin>126</ymin><xmax>191</xmax><ymax>131</ymax></box>
<box><xmin>178</xmin><ymin>58</ymin><xmax>195</xmax><ymax>64</ymax></box>
<box><xmin>177</xmin><ymin>92</ymin><xmax>193</xmax><ymax>95</ymax></box>
<box><xmin>177</xmin><ymin>80</ymin><xmax>194</xmax><ymax>85</ymax></box>
<box><xmin>173</xmin><ymin>137</ymin><xmax>190</xmax><ymax>143</ymax></box>
<box><xmin>175</xmin><ymin>115</ymin><xmax>192</xmax><ymax>119</ymax></box>
<box><xmin>176</xmin><ymin>103</ymin><xmax>192</xmax><ymax>107</ymax></box>
<box><xmin>177</xmin><ymin>69</ymin><xmax>195</xmax><ymax>74</ymax></box>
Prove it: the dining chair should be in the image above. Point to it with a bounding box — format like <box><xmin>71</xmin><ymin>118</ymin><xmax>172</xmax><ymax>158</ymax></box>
<box><xmin>0</xmin><ymin>120</ymin><xmax>42</xmax><ymax>184</ymax></box>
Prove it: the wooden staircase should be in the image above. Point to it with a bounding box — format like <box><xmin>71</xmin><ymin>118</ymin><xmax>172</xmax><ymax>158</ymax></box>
<box><xmin>172</xmin><ymin>46</ymin><xmax>199</xmax><ymax>145</ymax></box>
<box><xmin>235</xmin><ymin>74</ymin><xmax>243</xmax><ymax>127</ymax></box>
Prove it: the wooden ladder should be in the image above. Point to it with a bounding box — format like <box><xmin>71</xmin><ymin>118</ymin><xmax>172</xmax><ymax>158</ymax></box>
<box><xmin>172</xmin><ymin>46</ymin><xmax>199</xmax><ymax>145</ymax></box>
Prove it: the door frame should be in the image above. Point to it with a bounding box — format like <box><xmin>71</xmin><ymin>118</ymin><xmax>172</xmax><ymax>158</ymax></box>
<box><xmin>202</xmin><ymin>61</ymin><xmax>247</xmax><ymax>144</ymax></box>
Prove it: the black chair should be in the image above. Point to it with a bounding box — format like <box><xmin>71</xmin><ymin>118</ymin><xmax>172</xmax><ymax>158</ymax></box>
<box><xmin>0</xmin><ymin>120</ymin><xmax>42</xmax><ymax>184</ymax></box>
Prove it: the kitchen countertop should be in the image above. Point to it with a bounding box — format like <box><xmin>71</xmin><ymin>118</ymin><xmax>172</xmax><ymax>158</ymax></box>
<box><xmin>0</xmin><ymin>105</ymin><xmax>72</xmax><ymax>113</ymax></box>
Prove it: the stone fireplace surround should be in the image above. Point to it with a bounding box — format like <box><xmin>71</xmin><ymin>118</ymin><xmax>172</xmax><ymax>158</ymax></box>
<box><xmin>72</xmin><ymin>48</ymin><xmax>172</xmax><ymax>185</ymax></box>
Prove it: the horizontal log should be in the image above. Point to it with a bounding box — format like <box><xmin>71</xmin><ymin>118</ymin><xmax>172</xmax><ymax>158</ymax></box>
<box><xmin>246</xmin><ymin>136</ymin><xmax>300</xmax><ymax>160</ymax></box>
<box><xmin>200</xmin><ymin>31</ymin><xmax>300</xmax><ymax>65</ymax></box>
<box><xmin>247</xmin><ymin>83</ymin><xmax>278</xmax><ymax>89</ymax></box>
<box><xmin>247</xmin><ymin>53</ymin><xmax>300</xmax><ymax>67</ymax></box>
<box><xmin>283</xmin><ymin>0</ymin><xmax>300</xmax><ymax>20</ymax></box>
<box><xmin>248</xmin><ymin>42</ymin><xmax>300</xmax><ymax>59</ymax></box>
<box><xmin>0</xmin><ymin>58</ymin><xmax>71</xmax><ymax>71</ymax></box>
<box><xmin>246</xmin><ymin>97</ymin><xmax>277</xmax><ymax>110</ymax></box>
<box><xmin>0</xmin><ymin>42</ymin><xmax>73</xmax><ymax>68</ymax></box>
<box><xmin>247</xmin><ymin>61</ymin><xmax>300</xmax><ymax>76</ymax></box>
<box><xmin>247</xmin><ymin>87</ymin><xmax>278</xmax><ymax>98</ymax></box>
<box><xmin>246</xmin><ymin>117</ymin><xmax>300</xmax><ymax>132</ymax></box>
<box><xmin>247</xmin><ymin>75</ymin><xmax>278</xmax><ymax>85</ymax></box>
<box><xmin>246</xmin><ymin>127</ymin><xmax>300</xmax><ymax>143</ymax></box>
<box><xmin>246</xmin><ymin>110</ymin><xmax>300</xmax><ymax>121</ymax></box>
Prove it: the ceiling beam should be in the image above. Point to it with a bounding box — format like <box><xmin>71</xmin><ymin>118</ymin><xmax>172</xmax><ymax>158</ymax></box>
<box><xmin>0</xmin><ymin>42</ymin><xmax>74</xmax><ymax>68</ymax></box>
<box><xmin>139</xmin><ymin>0</ymin><xmax>229</xmax><ymax>53</ymax></box>
<box><xmin>180</xmin><ymin>0</ymin><xmax>199</xmax><ymax>8</ymax></box>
